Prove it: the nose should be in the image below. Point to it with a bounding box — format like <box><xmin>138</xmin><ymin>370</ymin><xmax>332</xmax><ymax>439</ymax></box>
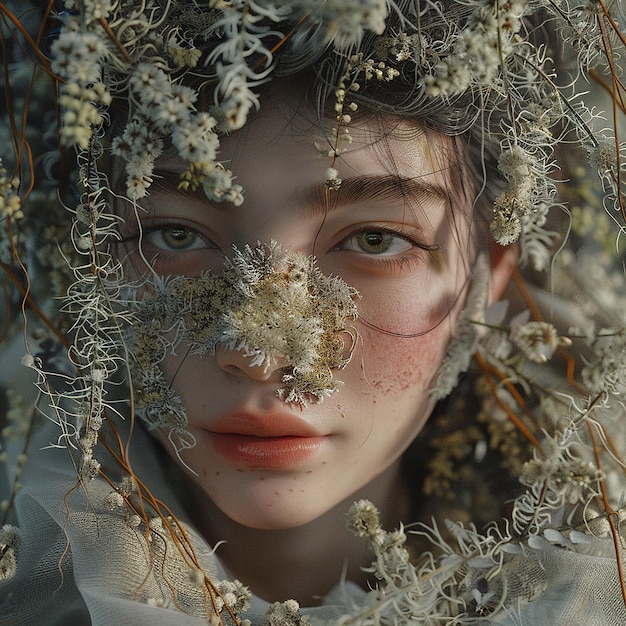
<box><xmin>215</xmin><ymin>345</ymin><xmax>286</xmax><ymax>382</ymax></box>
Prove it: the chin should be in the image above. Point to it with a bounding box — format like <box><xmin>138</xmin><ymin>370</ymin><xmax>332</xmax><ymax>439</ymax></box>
<box><xmin>216</xmin><ymin>489</ymin><xmax>343</xmax><ymax>531</ymax></box>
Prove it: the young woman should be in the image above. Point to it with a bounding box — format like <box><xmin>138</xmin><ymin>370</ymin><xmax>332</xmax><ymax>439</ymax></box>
<box><xmin>1</xmin><ymin>1</ymin><xmax>625</xmax><ymax>624</ymax></box>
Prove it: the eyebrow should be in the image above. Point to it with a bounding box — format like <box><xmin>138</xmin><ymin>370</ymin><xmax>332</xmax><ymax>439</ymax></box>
<box><xmin>294</xmin><ymin>174</ymin><xmax>449</xmax><ymax>219</ymax></box>
<box><xmin>149</xmin><ymin>168</ymin><xmax>449</xmax><ymax>216</ymax></box>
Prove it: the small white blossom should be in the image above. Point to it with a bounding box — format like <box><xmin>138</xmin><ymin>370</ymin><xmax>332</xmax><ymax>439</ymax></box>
<box><xmin>324</xmin><ymin>167</ymin><xmax>342</xmax><ymax>190</ymax></box>
<box><xmin>588</xmin><ymin>140</ymin><xmax>617</xmax><ymax>173</ymax></box>
<box><xmin>510</xmin><ymin>321</ymin><xmax>570</xmax><ymax>363</ymax></box>
<box><xmin>490</xmin><ymin>207</ymin><xmax>523</xmax><ymax>246</ymax></box>
<box><xmin>168</xmin><ymin>36</ymin><xmax>202</xmax><ymax>68</ymax></box>
<box><xmin>104</xmin><ymin>491</ymin><xmax>125</xmax><ymax>510</ymax></box>
<box><xmin>172</xmin><ymin>113</ymin><xmax>219</xmax><ymax>162</ymax></box>
<box><xmin>50</xmin><ymin>30</ymin><xmax>108</xmax><ymax>84</ymax></box>
<box><xmin>348</xmin><ymin>499</ymin><xmax>381</xmax><ymax>538</ymax></box>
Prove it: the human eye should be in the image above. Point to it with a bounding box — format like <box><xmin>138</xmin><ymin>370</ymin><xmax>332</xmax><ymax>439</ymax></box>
<box><xmin>340</xmin><ymin>228</ymin><xmax>414</xmax><ymax>256</ymax></box>
<box><xmin>328</xmin><ymin>224</ymin><xmax>442</xmax><ymax>277</ymax></box>
<box><xmin>337</xmin><ymin>226</ymin><xmax>439</xmax><ymax>258</ymax></box>
<box><xmin>144</xmin><ymin>224</ymin><xmax>208</xmax><ymax>252</ymax></box>
<box><xmin>119</xmin><ymin>220</ymin><xmax>221</xmax><ymax>275</ymax></box>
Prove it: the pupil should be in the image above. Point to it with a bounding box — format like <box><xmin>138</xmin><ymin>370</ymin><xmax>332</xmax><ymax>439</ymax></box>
<box><xmin>364</xmin><ymin>232</ymin><xmax>383</xmax><ymax>246</ymax></box>
<box><xmin>165</xmin><ymin>228</ymin><xmax>194</xmax><ymax>249</ymax></box>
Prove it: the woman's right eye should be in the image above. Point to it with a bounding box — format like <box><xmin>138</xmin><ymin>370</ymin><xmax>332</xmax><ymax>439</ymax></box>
<box><xmin>144</xmin><ymin>225</ymin><xmax>209</xmax><ymax>252</ymax></box>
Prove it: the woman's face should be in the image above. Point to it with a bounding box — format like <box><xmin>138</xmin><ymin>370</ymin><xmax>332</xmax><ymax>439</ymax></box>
<box><xmin>124</xmin><ymin>100</ymin><xmax>473</xmax><ymax>530</ymax></box>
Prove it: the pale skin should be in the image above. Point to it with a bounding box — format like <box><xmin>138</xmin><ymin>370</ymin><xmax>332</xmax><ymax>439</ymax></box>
<box><xmin>122</xmin><ymin>94</ymin><xmax>517</xmax><ymax>604</ymax></box>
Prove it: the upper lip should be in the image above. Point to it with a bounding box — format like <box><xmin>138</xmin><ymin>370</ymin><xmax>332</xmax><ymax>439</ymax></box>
<box><xmin>208</xmin><ymin>412</ymin><xmax>323</xmax><ymax>437</ymax></box>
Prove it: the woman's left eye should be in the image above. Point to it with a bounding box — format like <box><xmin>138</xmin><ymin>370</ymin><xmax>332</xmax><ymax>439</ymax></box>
<box><xmin>145</xmin><ymin>226</ymin><xmax>208</xmax><ymax>251</ymax></box>
<box><xmin>339</xmin><ymin>229</ymin><xmax>414</xmax><ymax>256</ymax></box>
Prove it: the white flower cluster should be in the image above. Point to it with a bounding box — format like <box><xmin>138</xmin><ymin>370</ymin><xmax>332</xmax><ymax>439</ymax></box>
<box><xmin>421</xmin><ymin>0</ymin><xmax>527</xmax><ymax>98</ymax></box>
<box><xmin>477</xmin><ymin>307</ymin><xmax>571</xmax><ymax>372</ymax></box>
<box><xmin>264</xmin><ymin>599</ymin><xmax>309</xmax><ymax>626</ymax></box>
<box><xmin>513</xmin><ymin>430</ymin><xmax>604</xmax><ymax>538</ymax></box>
<box><xmin>44</xmin><ymin>0</ymin><xmax>396</xmax><ymax>208</ymax></box>
<box><xmin>39</xmin><ymin>0</ymin><xmax>626</xmax><ymax>266</ymax></box>
<box><xmin>61</xmin><ymin>0</ymin><xmax>113</xmax><ymax>22</ymax></box>
<box><xmin>111</xmin><ymin>62</ymin><xmax>230</xmax><ymax>200</ymax></box>
<box><xmin>0</xmin><ymin>159</ymin><xmax>22</xmax><ymax>220</ymax></box>
<box><xmin>490</xmin><ymin>131</ymin><xmax>559</xmax><ymax>269</ymax></box>
<box><xmin>50</xmin><ymin>28</ymin><xmax>110</xmax><ymax>149</ymax></box>
<box><xmin>213</xmin><ymin>579</ymin><xmax>251</xmax><ymax>618</ymax></box>
<box><xmin>124</xmin><ymin>279</ymin><xmax>194</xmax><ymax>461</ymax></box>
<box><xmin>167</xmin><ymin>34</ymin><xmax>202</xmax><ymax>69</ymax></box>
<box><xmin>344</xmin><ymin>500</ymin><xmax>504</xmax><ymax>622</ymax></box>
<box><xmin>128</xmin><ymin>242</ymin><xmax>360</xmax><ymax>413</ymax></box>
<box><xmin>586</xmin><ymin>136</ymin><xmax>626</xmax><ymax>226</ymax></box>
<box><xmin>293</xmin><ymin>0</ymin><xmax>388</xmax><ymax>49</ymax></box>
<box><xmin>339</xmin><ymin>431</ymin><xmax>608</xmax><ymax>624</ymax></box>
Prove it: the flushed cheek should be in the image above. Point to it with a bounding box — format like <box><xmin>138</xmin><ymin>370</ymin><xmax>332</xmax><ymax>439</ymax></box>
<box><xmin>358</xmin><ymin>324</ymin><xmax>451</xmax><ymax>399</ymax></box>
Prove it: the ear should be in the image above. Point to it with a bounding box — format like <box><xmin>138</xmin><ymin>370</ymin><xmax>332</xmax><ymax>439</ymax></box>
<box><xmin>487</xmin><ymin>239</ymin><xmax>518</xmax><ymax>305</ymax></box>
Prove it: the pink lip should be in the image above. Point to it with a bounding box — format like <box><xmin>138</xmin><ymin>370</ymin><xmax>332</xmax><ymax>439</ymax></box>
<box><xmin>207</xmin><ymin>413</ymin><xmax>326</xmax><ymax>469</ymax></box>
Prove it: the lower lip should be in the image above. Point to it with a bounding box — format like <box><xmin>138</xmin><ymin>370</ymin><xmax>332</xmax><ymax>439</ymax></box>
<box><xmin>208</xmin><ymin>433</ymin><xmax>326</xmax><ymax>469</ymax></box>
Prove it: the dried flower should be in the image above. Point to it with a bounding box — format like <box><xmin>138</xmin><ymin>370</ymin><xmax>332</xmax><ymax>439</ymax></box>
<box><xmin>510</xmin><ymin>321</ymin><xmax>570</xmax><ymax>363</ymax></box>
<box><xmin>0</xmin><ymin>525</ymin><xmax>21</xmax><ymax>581</ymax></box>
<box><xmin>129</xmin><ymin>241</ymin><xmax>359</xmax><ymax>413</ymax></box>
<box><xmin>264</xmin><ymin>599</ymin><xmax>309</xmax><ymax>626</ymax></box>
<box><xmin>0</xmin><ymin>160</ymin><xmax>22</xmax><ymax>220</ymax></box>
<box><xmin>348</xmin><ymin>499</ymin><xmax>381</xmax><ymax>538</ymax></box>
<box><xmin>214</xmin><ymin>579</ymin><xmax>251</xmax><ymax>615</ymax></box>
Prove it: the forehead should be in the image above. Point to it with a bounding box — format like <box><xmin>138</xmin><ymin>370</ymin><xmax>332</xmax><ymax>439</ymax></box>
<box><xmin>151</xmin><ymin>99</ymin><xmax>459</xmax><ymax>216</ymax></box>
<box><xmin>231</xmin><ymin>100</ymin><xmax>452</xmax><ymax>182</ymax></box>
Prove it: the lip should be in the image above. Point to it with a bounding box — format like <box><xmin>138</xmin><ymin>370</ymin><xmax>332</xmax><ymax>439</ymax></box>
<box><xmin>207</xmin><ymin>412</ymin><xmax>327</xmax><ymax>469</ymax></box>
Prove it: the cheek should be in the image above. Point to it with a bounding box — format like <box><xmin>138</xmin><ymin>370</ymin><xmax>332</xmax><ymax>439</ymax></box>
<box><xmin>358</xmin><ymin>323</ymin><xmax>452</xmax><ymax>398</ymax></box>
<box><xmin>162</xmin><ymin>353</ymin><xmax>213</xmax><ymax>400</ymax></box>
